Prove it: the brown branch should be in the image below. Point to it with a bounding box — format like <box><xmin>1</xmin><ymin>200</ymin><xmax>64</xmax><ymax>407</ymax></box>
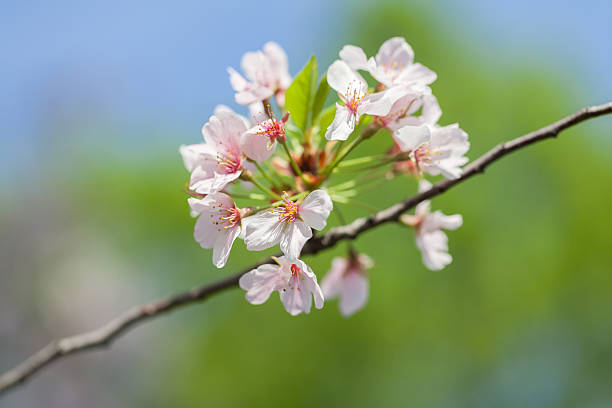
<box><xmin>1</xmin><ymin>102</ymin><xmax>610</xmax><ymax>396</ymax></box>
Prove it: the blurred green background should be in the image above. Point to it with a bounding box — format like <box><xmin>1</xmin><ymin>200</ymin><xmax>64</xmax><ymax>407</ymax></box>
<box><xmin>1</xmin><ymin>1</ymin><xmax>611</xmax><ymax>407</ymax></box>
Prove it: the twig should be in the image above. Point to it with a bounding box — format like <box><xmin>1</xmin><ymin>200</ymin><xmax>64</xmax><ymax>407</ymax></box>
<box><xmin>0</xmin><ymin>102</ymin><xmax>610</xmax><ymax>396</ymax></box>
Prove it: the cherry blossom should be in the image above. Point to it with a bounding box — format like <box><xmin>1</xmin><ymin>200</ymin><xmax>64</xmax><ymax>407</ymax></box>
<box><xmin>401</xmin><ymin>181</ymin><xmax>463</xmax><ymax>271</ymax></box>
<box><xmin>243</xmin><ymin>190</ymin><xmax>333</xmax><ymax>260</ymax></box>
<box><xmin>227</xmin><ymin>42</ymin><xmax>292</xmax><ymax>107</ymax></box>
<box><xmin>325</xmin><ymin>60</ymin><xmax>405</xmax><ymax>141</ymax></box>
<box><xmin>188</xmin><ymin>193</ymin><xmax>244</xmax><ymax>268</ymax></box>
<box><xmin>180</xmin><ymin>110</ymin><xmax>249</xmax><ymax>194</ymax></box>
<box><xmin>340</xmin><ymin>37</ymin><xmax>436</xmax><ymax>90</ymax></box>
<box><xmin>321</xmin><ymin>253</ymin><xmax>373</xmax><ymax>317</ymax></box>
<box><xmin>392</xmin><ymin>123</ymin><xmax>469</xmax><ymax>179</ymax></box>
<box><xmin>241</xmin><ymin>112</ymin><xmax>289</xmax><ymax>162</ymax></box>
<box><xmin>239</xmin><ymin>256</ymin><xmax>324</xmax><ymax>316</ymax></box>
<box><xmin>377</xmin><ymin>93</ymin><xmax>441</xmax><ymax>131</ymax></box>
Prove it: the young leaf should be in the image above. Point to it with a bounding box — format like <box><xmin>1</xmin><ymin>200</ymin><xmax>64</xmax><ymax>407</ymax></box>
<box><xmin>315</xmin><ymin>104</ymin><xmax>337</xmax><ymax>137</ymax></box>
<box><xmin>284</xmin><ymin>56</ymin><xmax>318</xmax><ymax>133</ymax></box>
<box><xmin>311</xmin><ymin>73</ymin><xmax>330</xmax><ymax>122</ymax></box>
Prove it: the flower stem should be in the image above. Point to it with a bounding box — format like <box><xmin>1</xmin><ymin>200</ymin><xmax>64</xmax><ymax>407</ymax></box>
<box><xmin>250</xmin><ymin>160</ymin><xmax>281</xmax><ymax>190</ymax></box>
<box><xmin>279</xmin><ymin>140</ymin><xmax>311</xmax><ymax>188</ymax></box>
<box><xmin>321</xmin><ymin>123</ymin><xmax>382</xmax><ymax>181</ymax></box>
<box><xmin>241</xmin><ymin>171</ymin><xmax>282</xmax><ymax>201</ymax></box>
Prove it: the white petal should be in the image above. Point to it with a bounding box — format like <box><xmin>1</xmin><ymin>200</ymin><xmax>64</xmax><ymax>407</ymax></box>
<box><xmin>375</xmin><ymin>37</ymin><xmax>415</xmax><ymax>70</ymax></box>
<box><xmin>416</xmin><ymin>230</ymin><xmax>452</xmax><ymax>271</ymax></box>
<box><xmin>299</xmin><ymin>190</ymin><xmax>333</xmax><ymax>230</ymax></box>
<box><xmin>179</xmin><ymin>143</ymin><xmax>214</xmax><ymax>172</ymax></box>
<box><xmin>193</xmin><ymin>211</ymin><xmax>220</xmax><ymax>249</ymax></box>
<box><xmin>244</xmin><ymin>211</ymin><xmax>284</xmax><ymax>251</ymax></box>
<box><xmin>393</xmin><ymin>124</ymin><xmax>430</xmax><ymax>152</ymax></box>
<box><xmin>211</xmin><ymin>225</ymin><xmax>240</xmax><ymax>268</ymax></box>
<box><xmin>241</xmin><ymin>125</ymin><xmax>275</xmax><ymax>162</ymax></box>
<box><xmin>418</xmin><ymin>179</ymin><xmax>433</xmax><ymax>193</ymax></box>
<box><xmin>235</xmin><ymin>86</ymin><xmax>274</xmax><ymax>106</ymax></box>
<box><xmin>339</xmin><ymin>45</ymin><xmax>369</xmax><ymax>70</ymax></box>
<box><xmin>227</xmin><ymin>67</ymin><xmax>248</xmax><ymax>92</ymax></box>
<box><xmin>280</xmin><ymin>272</ymin><xmax>312</xmax><ymax>316</ymax></box>
<box><xmin>327</xmin><ymin>60</ymin><xmax>367</xmax><ymax>95</ymax></box>
<box><xmin>190</xmin><ymin>169</ymin><xmax>241</xmax><ymax>194</ymax></box>
<box><xmin>241</xmin><ymin>51</ymin><xmax>269</xmax><ymax>83</ymax></box>
<box><xmin>339</xmin><ymin>273</ymin><xmax>369</xmax><ymax>317</ymax></box>
<box><xmin>420</xmin><ymin>95</ymin><xmax>442</xmax><ymax>125</ymax></box>
<box><xmin>239</xmin><ymin>264</ymin><xmax>282</xmax><ymax>305</ymax></box>
<box><xmin>423</xmin><ymin>211</ymin><xmax>463</xmax><ymax>232</ymax></box>
<box><xmin>321</xmin><ymin>257</ymin><xmax>348</xmax><ymax>299</ymax></box>
<box><xmin>325</xmin><ymin>104</ymin><xmax>355</xmax><ymax>141</ymax></box>
<box><xmin>279</xmin><ymin>221</ymin><xmax>312</xmax><ymax>260</ymax></box>
<box><xmin>263</xmin><ymin>41</ymin><xmax>291</xmax><ymax>89</ymax></box>
<box><xmin>302</xmin><ymin>268</ymin><xmax>324</xmax><ymax>310</ymax></box>
<box><xmin>396</xmin><ymin>63</ymin><xmax>437</xmax><ymax>86</ymax></box>
<box><xmin>359</xmin><ymin>85</ymin><xmax>406</xmax><ymax>117</ymax></box>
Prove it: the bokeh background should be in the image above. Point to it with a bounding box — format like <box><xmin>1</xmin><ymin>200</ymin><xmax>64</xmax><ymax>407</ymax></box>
<box><xmin>2</xmin><ymin>1</ymin><xmax>612</xmax><ymax>407</ymax></box>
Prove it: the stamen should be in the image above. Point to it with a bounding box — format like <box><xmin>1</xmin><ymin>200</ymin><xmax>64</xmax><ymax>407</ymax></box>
<box><xmin>212</xmin><ymin>205</ymin><xmax>241</xmax><ymax>232</ymax></box>
<box><xmin>343</xmin><ymin>80</ymin><xmax>365</xmax><ymax>115</ymax></box>
<box><xmin>289</xmin><ymin>264</ymin><xmax>303</xmax><ymax>291</ymax></box>
<box><xmin>270</xmin><ymin>192</ymin><xmax>300</xmax><ymax>224</ymax></box>
<box><xmin>216</xmin><ymin>150</ymin><xmax>242</xmax><ymax>174</ymax></box>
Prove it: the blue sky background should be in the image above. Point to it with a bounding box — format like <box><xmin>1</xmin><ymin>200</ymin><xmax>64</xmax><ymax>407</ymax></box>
<box><xmin>1</xmin><ymin>0</ymin><xmax>610</xmax><ymax>185</ymax></box>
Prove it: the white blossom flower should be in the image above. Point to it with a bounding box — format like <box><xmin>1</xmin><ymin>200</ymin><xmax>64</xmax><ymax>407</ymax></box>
<box><xmin>340</xmin><ymin>37</ymin><xmax>436</xmax><ymax>90</ymax></box>
<box><xmin>228</xmin><ymin>42</ymin><xmax>291</xmax><ymax>107</ymax></box>
<box><xmin>241</xmin><ymin>112</ymin><xmax>289</xmax><ymax>162</ymax></box>
<box><xmin>377</xmin><ymin>93</ymin><xmax>441</xmax><ymax>131</ymax></box>
<box><xmin>393</xmin><ymin>123</ymin><xmax>469</xmax><ymax>179</ymax></box>
<box><xmin>239</xmin><ymin>256</ymin><xmax>324</xmax><ymax>316</ymax></box>
<box><xmin>325</xmin><ymin>60</ymin><xmax>405</xmax><ymax>141</ymax></box>
<box><xmin>402</xmin><ymin>181</ymin><xmax>462</xmax><ymax>270</ymax></box>
<box><xmin>180</xmin><ymin>110</ymin><xmax>249</xmax><ymax>194</ymax></box>
<box><xmin>321</xmin><ymin>253</ymin><xmax>373</xmax><ymax>317</ymax></box>
<box><xmin>243</xmin><ymin>190</ymin><xmax>333</xmax><ymax>260</ymax></box>
<box><xmin>188</xmin><ymin>192</ymin><xmax>243</xmax><ymax>268</ymax></box>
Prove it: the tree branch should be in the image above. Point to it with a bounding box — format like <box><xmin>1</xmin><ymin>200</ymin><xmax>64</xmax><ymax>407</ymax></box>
<box><xmin>1</xmin><ymin>102</ymin><xmax>610</xmax><ymax>396</ymax></box>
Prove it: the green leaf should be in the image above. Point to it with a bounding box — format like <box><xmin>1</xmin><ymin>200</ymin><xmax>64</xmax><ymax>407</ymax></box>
<box><xmin>311</xmin><ymin>73</ymin><xmax>330</xmax><ymax>122</ymax></box>
<box><xmin>315</xmin><ymin>104</ymin><xmax>337</xmax><ymax>137</ymax></box>
<box><xmin>284</xmin><ymin>55</ymin><xmax>318</xmax><ymax>133</ymax></box>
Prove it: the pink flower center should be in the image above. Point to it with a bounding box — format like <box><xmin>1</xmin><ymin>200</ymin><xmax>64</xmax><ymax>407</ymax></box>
<box><xmin>211</xmin><ymin>205</ymin><xmax>241</xmax><ymax>232</ymax></box>
<box><xmin>342</xmin><ymin>81</ymin><xmax>365</xmax><ymax>115</ymax></box>
<box><xmin>257</xmin><ymin>112</ymin><xmax>289</xmax><ymax>147</ymax></box>
<box><xmin>216</xmin><ymin>150</ymin><xmax>242</xmax><ymax>174</ymax></box>
<box><xmin>289</xmin><ymin>263</ymin><xmax>304</xmax><ymax>291</ymax></box>
<box><xmin>381</xmin><ymin>60</ymin><xmax>404</xmax><ymax>81</ymax></box>
<box><xmin>413</xmin><ymin>143</ymin><xmax>440</xmax><ymax>168</ymax></box>
<box><xmin>272</xmin><ymin>193</ymin><xmax>300</xmax><ymax>224</ymax></box>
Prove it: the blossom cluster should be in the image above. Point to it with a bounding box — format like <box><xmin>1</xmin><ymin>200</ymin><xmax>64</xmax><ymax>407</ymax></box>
<box><xmin>180</xmin><ymin>38</ymin><xmax>469</xmax><ymax>317</ymax></box>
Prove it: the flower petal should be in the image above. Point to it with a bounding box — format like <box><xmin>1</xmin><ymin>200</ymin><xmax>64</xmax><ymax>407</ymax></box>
<box><xmin>244</xmin><ymin>211</ymin><xmax>285</xmax><ymax>252</ymax></box>
<box><xmin>239</xmin><ymin>264</ymin><xmax>282</xmax><ymax>305</ymax></box>
<box><xmin>375</xmin><ymin>37</ymin><xmax>415</xmax><ymax>70</ymax></box>
<box><xmin>279</xmin><ymin>221</ymin><xmax>312</xmax><ymax>260</ymax></box>
<box><xmin>325</xmin><ymin>104</ymin><xmax>355</xmax><ymax>141</ymax></box>
<box><xmin>212</xmin><ymin>225</ymin><xmax>241</xmax><ymax>268</ymax></box>
<box><xmin>339</xmin><ymin>273</ymin><xmax>369</xmax><ymax>317</ymax></box>
<box><xmin>393</xmin><ymin>124</ymin><xmax>430</xmax><ymax>152</ymax></box>
<box><xmin>190</xmin><ymin>169</ymin><xmax>241</xmax><ymax>195</ymax></box>
<box><xmin>300</xmin><ymin>190</ymin><xmax>333</xmax><ymax>230</ymax></box>
<box><xmin>396</xmin><ymin>63</ymin><xmax>437</xmax><ymax>86</ymax></box>
<box><xmin>321</xmin><ymin>257</ymin><xmax>348</xmax><ymax>299</ymax></box>
<box><xmin>416</xmin><ymin>230</ymin><xmax>452</xmax><ymax>271</ymax></box>
<box><xmin>339</xmin><ymin>45</ymin><xmax>369</xmax><ymax>71</ymax></box>
<box><xmin>179</xmin><ymin>143</ymin><xmax>214</xmax><ymax>172</ymax></box>
<box><xmin>241</xmin><ymin>124</ymin><xmax>276</xmax><ymax>162</ymax></box>
<box><xmin>327</xmin><ymin>60</ymin><xmax>367</xmax><ymax>95</ymax></box>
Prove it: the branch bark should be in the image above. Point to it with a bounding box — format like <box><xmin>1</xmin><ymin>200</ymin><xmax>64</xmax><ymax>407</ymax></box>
<box><xmin>1</xmin><ymin>102</ymin><xmax>610</xmax><ymax>396</ymax></box>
